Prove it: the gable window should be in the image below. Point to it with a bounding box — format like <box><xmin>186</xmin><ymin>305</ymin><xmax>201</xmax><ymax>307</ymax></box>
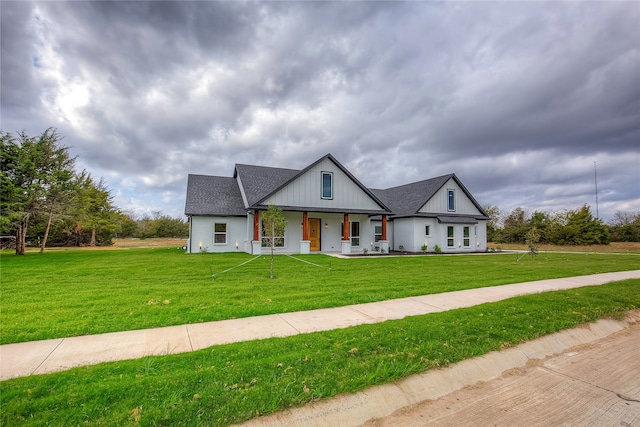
<box><xmin>214</xmin><ymin>223</ymin><xmax>227</xmax><ymax>244</ymax></box>
<box><xmin>447</xmin><ymin>226</ymin><xmax>455</xmax><ymax>247</ymax></box>
<box><xmin>321</xmin><ymin>172</ymin><xmax>333</xmax><ymax>199</ymax></box>
<box><xmin>448</xmin><ymin>189</ymin><xmax>455</xmax><ymax>212</ymax></box>
<box><xmin>351</xmin><ymin>222</ymin><xmax>360</xmax><ymax>247</ymax></box>
<box><xmin>374</xmin><ymin>224</ymin><xmax>382</xmax><ymax>242</ymax></box>
<box><xmin>463</xmin><ymin>226</ymin><xmax>470</xmax><ymax>247</ymax></box>
<box><xmin>425</xmin><ymin>225</ymin><xmax>431</xmax><ymax>236</ymax></box>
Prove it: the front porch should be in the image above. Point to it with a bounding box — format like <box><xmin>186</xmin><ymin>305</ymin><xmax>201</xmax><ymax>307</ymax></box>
<box><xmin>249</xmin><ymin>210</ymin><xmax>389</xmax><ymax>255</ymax></box>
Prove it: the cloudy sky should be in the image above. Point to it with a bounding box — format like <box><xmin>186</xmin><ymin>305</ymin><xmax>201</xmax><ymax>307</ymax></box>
<box><xmin>2</xmin><ymin>1</ymin><xmax>638</xmax><ymax>222</ymax></box>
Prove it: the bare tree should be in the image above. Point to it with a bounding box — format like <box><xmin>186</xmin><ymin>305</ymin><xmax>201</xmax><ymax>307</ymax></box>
<box><xmin>261</xmin><ymin>205</ymin><xmax>287</xmax><ymax>279</ymax></box>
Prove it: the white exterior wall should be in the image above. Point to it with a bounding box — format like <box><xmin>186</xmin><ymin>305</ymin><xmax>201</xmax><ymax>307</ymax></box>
<box><xmin>189</xmin><ymin>212</ymin><xmax>378</xmax><ymax>254</ymax></box>
<box><xmin>390</xmin><ymin>217</ymin><xmax>487</xmax><ymax>253</ymax></box>
<box><xmin>392</xmin><ymin>218</ymin><xmax>417</xmax><ymax>252</ymax></box>
<box><xmin>437</xmin><ymin>221</ymin><xmax>487</xmax><ymax>253</ymax></box>
<box><xmin>263</xmin><ymin>158</ymin><xmax>382</xmax><ymax>211</ymax></box>
<box><xmin>188</xmin><ymin>216</ymin><xmax>248</xmax><ymax>253</ymax></box>
<box><xmin>318</xmin><ymin>213</ymin><xmax>347</xmax><ymax>252</ymax></box>
<box><xmin>188</xmin><ymin>214</ymin><xmax>486</xmax><ymax>254</ymax></box>
<box><xmin>420</xmin><ymin>178</ymin><xmax>483</xmax><ymax>216</ymax></box>
<box><xmin>476</xmin><ymin>222</ymin><xmax>488</xmax><ymax>251</ymax></box>
<box><xmin>392</xmin><ymin>218</ymin><xmax>438</xmax><ymax>252</ymax></box>
<box><xmin>368</xmin><ymin>219</ymin><xmax>395</xmax><ymax>251</ymax></box>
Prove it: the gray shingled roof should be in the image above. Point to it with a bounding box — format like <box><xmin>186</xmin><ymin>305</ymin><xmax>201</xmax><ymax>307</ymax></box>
<box><xmin>234</xmin><ymin>164</ymin><xmax>299</xmax><ymax>207</ymax></box>
<box><xmin>185</xmin><ymin>156</ymin><xmax>487</xmax><ymax>219</ymax></box>
<box><xmin>372</xmin><ymin>174</ymin><xmax>454</xmax><ymax>217</ymax></box>
<box><xmin>184</xmin><ymin>174</ymin><xmax>246</xmax><ymax>216</ymax></box>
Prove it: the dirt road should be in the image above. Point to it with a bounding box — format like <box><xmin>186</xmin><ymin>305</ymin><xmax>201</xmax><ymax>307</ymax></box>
<box><xmin>362</xmin><ymin>322</ymin><xmax>640</xmax><ymax>427</ymax></box>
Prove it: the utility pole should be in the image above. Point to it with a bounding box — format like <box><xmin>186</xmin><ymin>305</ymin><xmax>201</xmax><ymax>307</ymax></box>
<box><xmin>594</xmin><ymin>161</ymin><xmax>599</xmax><ymax>219</ymax></box>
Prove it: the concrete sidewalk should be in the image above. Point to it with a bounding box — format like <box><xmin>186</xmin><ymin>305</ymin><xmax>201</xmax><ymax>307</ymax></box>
<box><xmin>2</xmin><ymin>270</ymin><xmax>639</xmax><ymax>381</ymax></box>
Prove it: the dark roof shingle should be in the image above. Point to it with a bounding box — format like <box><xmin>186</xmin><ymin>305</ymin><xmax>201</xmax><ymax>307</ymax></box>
<box><xmin>184</xmin><ymin>174</ymin><xmax>246</xmax><ymax>216</ymax></box>
<box><xmin>234</xmin><ymin>164</ymin><xmax>300</xmax><ymax>207</ymax></box>
<box><xmin>373</xmin><ymin>174</ymin><xmax>453</xmax><ymax>217</ymax></box>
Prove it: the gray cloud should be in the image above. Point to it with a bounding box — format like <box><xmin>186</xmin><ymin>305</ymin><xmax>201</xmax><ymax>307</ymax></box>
<box><xmin>1</xmin><ymin>1</ymin><xmax>638</xmax><ymax>221</ymax></box>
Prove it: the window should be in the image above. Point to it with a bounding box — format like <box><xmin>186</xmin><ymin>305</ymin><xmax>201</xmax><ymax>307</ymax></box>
<box><xmin>447</xmin><ymin>226</ymin><xmax>455</xmax><ymax>247</ymax></box>
<box><xmin>351</xmin><ymin>222</ymin><xmax>360</xmax><ymax>247</ymax></box>
<box><xmin>448</xmin><ymin>189</ymin><xmax>455</xmax><ymax>211</ymax></box>
<box><xmin>321</xmin><ymin>172</ymin><xmax>333</xmax><ymax>199</ymax></box>
<box><xmin>214</xmin><ymin>223</ymin><xmax>227</xmax><ymax>244</ymax></box>
<box><xmin>261</xmin><ymin>222</ymin><xmax>285</xmax><ymax>247</ymax></box>
<box><xmin>463</xmin><ymin>226</ymin><xmax>470</xmax><ymax>247</ymax></box>
<box><xmin>374</xmin><ymin>225</ymin><xmax>382</xmax><ymax>242</ymax></box>
<box><xmin>425</xmin><ymin>225</ymin><xmax>431</xmax><ymax>236</ymax></box>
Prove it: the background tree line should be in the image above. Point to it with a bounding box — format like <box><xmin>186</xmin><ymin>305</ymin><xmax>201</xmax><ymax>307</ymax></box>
<box><xmin>484</xmin><ymin>204</ymin><xmax>640</xmax><ymax>245</ymax></box>
<box><xmin>1</xmin><ymin>129</ymin><xmax>187</xmax><ymax>254</ymax></box>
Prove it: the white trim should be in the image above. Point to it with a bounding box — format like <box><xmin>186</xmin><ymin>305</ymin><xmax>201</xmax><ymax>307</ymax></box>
<box><xmin>321</xmin><ymin>171</ymin><xmax>333</xmax><ymax>200</ymax></box>
<box><xmin>214</xmin><ymin>222</ymin><xmax>228</xmax><ymax>245</ymax></box>
<box><xmin>447</xmin><ymin>189</ymin><xmax>456</xmax><ymax>212</ymax></box>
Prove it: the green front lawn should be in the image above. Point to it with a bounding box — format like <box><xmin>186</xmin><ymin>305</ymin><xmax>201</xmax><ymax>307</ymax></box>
<box><xmin>2</xmin><ymin>280</ymin><xmax>639</xmax><ymax>426</ymax></box>
<box><xmin>1</xmin><ymin>248</ymin><xmax>639</xmax><ymax>344</ymax></box>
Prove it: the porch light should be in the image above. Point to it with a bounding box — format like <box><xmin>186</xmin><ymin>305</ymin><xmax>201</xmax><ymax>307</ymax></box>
<box><xmin>235</xmin><ymin>242</ymin><xmax>239</xmax><ymax>249</ymax></box>
<box><xmin>325</xmin><ymin>223</ymin><xmax>328</xmax><ymax>229</ymax></box>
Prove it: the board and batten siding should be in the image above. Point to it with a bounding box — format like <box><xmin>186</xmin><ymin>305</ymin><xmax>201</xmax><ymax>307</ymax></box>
<box><xmin>419</xmin><ymin>178</ymin><xmax>481</xmax><ymax>215</ymax></box>
<box><xmin>262</xmin><ymin>158</ymin><xmax>382</xmax><ymax>211</ymax></box>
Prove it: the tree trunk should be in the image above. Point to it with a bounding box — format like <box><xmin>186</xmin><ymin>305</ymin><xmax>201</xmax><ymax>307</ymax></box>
<box><xmin>269</xmin><ymin>224</ymin><xmax>275</xmax><ymax>279</ymax></box>
<box><xmin>40</xmin><ymin>208</ymin><xmax>54</xmax><ymax>254</ymax></box>
<box><xmin>74</xmin><ymin>223</ymin><xmax>82</xmax><ymax>246</ymax></box>
<box><xmin>15</xmin><ymin>218</ymin><xmax>28</xmax><ymax>255</ymax></box>
<box><xmin>90</xmin><ymin>228</ymin><xmax>97</xmax><ymax>247</ymax></box>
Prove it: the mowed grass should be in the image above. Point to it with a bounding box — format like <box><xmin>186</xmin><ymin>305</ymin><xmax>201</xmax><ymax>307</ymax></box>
<box><xmin>2</xmin><ymin>248</ymin><xmax>640</xmax><ymax>344</ymax></box>
<box><xmin>1</xmin><ymin>280</ymin><xmax>639</xmax><ymax>427</ymax></box>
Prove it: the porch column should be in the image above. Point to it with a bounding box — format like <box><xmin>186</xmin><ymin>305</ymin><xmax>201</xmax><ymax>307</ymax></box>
<box><xmin>381</xmin><ymin>215</ymin><xmax>387</xmax><ymax>241</ymax></box>
<box><xmin>253</xmin><ymin>211</ymin><xmax>260</xmax><ymax>241</ymax></box>
<box><xmin>300</xmin><ymin>212</ymin><xmax>310</xmax><ymax>254</ymax></box>
<box><xmin>302</xmin><ymin>212</ymin><xmax>309</xmax><ymax>241</ymax></box>
<box><xmin>341</xmin><ymin>213</ymin><xmax>351</xmax><ymax>254</ymax></box>
<box><xmin>252</xmin><ymin>211</ymin><xmax>262</xmax><ymax>255</ymax></box>
<box><xmin>343</xmin><ymin>213</ymin><xmax>349</xmax><ymax>240</ymax></box>
<box><xmin>379</xmin><ymin>215</ymin><xmax>389</xmax><ymax>253</ymax></box>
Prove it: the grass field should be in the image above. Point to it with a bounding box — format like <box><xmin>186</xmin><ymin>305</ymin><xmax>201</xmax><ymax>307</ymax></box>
<box><xmin>2</xmin><ymin>246</ymin><xmax>640</xmax><ymax>426</ymax></box>
<box><xmin>1</xmin><ymin>280</ymin><xmax>638</xmax><ymax>426</ymax></box>
<box><xmin>2</xmin><ymin>248</ymin><xmax>640</xmax><ymax>344</ymax></box>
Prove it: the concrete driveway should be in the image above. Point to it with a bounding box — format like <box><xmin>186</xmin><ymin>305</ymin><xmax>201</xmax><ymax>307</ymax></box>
<box><xmin>362</xmin><ymin>319</ymin><xmax>640</xmax><ymax>426</ymax></box>
<box><xmin>241</xmin><ymin>311</ymin><xmax>640</xmax><ymax>427</ymax></box>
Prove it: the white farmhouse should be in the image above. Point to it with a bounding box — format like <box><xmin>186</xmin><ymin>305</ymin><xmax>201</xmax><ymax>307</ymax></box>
<box><xmin>185</xmin><ymin>153</ymin><xmax>488</xmax><ymax>254</ymax></box>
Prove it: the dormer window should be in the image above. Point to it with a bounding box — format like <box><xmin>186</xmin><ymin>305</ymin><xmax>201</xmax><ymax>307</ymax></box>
<box><xmin>447</xmin><ymin>189</ymin><xmax>455</xmax><ymax>211</ymax></box>
<box><xmin>321</xmin><ymin>172</ymin><xmax>333</xmax><ymax>199</ymax></box>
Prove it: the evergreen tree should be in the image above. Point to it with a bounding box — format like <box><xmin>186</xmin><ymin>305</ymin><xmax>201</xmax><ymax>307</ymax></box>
<box><xmin>0</xmin><ymin>129</ymin><xmax>76</xmax><ymax>254</ymax></box>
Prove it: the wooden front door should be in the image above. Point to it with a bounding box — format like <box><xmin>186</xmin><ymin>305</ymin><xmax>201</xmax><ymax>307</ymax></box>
<box><xmin>309</xmin><ymin>218</ymin><xmax>321</xmax><ymax>251</ymax></box>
